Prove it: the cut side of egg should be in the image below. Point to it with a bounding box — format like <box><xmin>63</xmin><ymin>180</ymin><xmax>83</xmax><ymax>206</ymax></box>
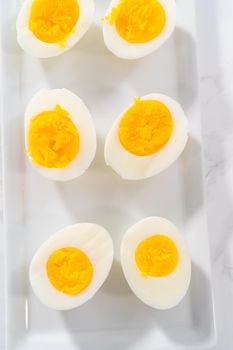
<box><xmin>30</xmin><ymin>223</ymin><xmax>114</xmax><ymax>310</ymax></box>
<box><xmin>103</xmin><ymin>0</ymin><xmax>176</xmax><ymax>59</ymax></box>
<box><xmin>104</xmin><ymin>94</ymin><xmax>188</xmax><ymax>180</ymax></box>
<box><xmin>120</xmin><ymin>217</ymin><xmax>191</xmax><ymax>309</ymax></box>
<box><xmin>16</xmin><ymin>0</ymin><xmax>94</xmax><ymax>57</ymax></box>
<box><xmin>25</xmin><ymin>88</ymin><xmax>96</xmax><ymax>181</ymax></box>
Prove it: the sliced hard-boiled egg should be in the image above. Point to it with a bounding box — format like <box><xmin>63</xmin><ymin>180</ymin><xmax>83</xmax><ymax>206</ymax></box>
<box><xmin>120</xmin><ymin>217</ymin><xmax>191</xmax><ymax>309</ymax></box>
<box><xmin>104</xmin><ymin>94</ymin><xmax>188</xmax><ymax>180</ymax></box>
<box><xmin>16</xmin><ymin>0</ymin><xmax>94</xmax><ymax>57</ymax></box>
<box><xmin>25</xmin><ymin>88</ymin><xmax>96</xmax><ymax>181</ymax></box>
<box><xmin>103</xmin><ymin>0</ymin><xmax>176</xmax><ymax>59</ymax></box>
<box><xmin>30</xmin><ymin>223</ymin><xmax>114</xmax><ymax>310</ymax></box>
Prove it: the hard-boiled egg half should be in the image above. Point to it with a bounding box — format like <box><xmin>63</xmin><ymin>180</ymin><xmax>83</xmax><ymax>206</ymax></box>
<box><xmin>25</xmin><ymin>89</ymin><xmax>96</xmax><ymax>181</ymax></box>
<box><xmin>30</xmin><ymin>223</ymin><xmax>114</xmax><ymax>310</ymax></box>
<box><xmin>103</xmin><ymin>0</ymin><xmax>176</xmax><ymax>59</ymax></box>
<box><xmin>104</xmin><ymin>94</ymin><xmax>188</xmax><ymax>180</ymax></box>
<box><xmin>121</xmin><ymin>217</ymin><xmax>191</xmax><ymax>309</ymax></box>
<box><xmin>16</xmin><ymin>0</ymin><xmax>94</xmax><ymax>57</ymax></box>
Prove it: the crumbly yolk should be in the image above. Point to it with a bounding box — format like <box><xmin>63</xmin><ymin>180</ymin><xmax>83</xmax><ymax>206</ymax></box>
<box><xmin>29</xmin><ymin>0</ymin><xmax>79</xmax><ymax>44</ymax></box>
<box><xmin>118</xmin><ymin>99</ymin><xmax>174</xmax><ymax>156</ymax></box>
<box><xmin>47</xmin><ymin>247</ymin><xmax>94</xmax><ymax>295</ymax></box>
<box><xmin>28</xmin><ymin>104</ymin><xmax>79</xmax><ymax>168</ymax></box>
<box><xmin>135</xmin><ymin>235</ymin><xmax>179</xmax><ymax>277</ymax></box>
<box><xmin>106</xmin><ymin>0</ymin><xmax>166</xmax><ymax>43</ymax></box>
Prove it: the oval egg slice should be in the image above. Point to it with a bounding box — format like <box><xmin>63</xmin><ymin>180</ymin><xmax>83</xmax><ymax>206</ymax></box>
<box><xmin>103</xmin><ymin>0</ymin><xmax>176</xmax><ymax>59</ymax></box>
<box><xmin>120</xmin><ymin>216</ymin><xmax>191</xmax><ymax>309</ymax></box>
<box><xmin>25</xmin><ymin>88</ymin><xmax>96</xmax><ymax>181</ymax></box>
<box><xmin>16</xmin><ymin>0</ymin><xmax>94</xmax><ymax>57</ymax></box>
<box><xmin>30</xmin><ymin>223</ymin><xmax>114</xmax><ymax>310</ymax></box>
<box><xmin>104</xmin><ymin>94</ymin><xmax>188</xmax><ymax>180</ymax></box>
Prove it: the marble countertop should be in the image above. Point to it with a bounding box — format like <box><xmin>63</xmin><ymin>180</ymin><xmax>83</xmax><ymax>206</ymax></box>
<box><xmin>1</xmin><ymin>0</ymin><xmax>233</xmax><ymax>349</ymax></box>
<box><xmin>196</xmin><ymin>0</ymin><xmax>233</xmax><ymax>348</ymax></box>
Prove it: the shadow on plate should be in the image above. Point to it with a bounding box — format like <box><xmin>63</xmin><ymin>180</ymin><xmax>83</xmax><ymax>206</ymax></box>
<box><xmin>54</xmin><ymin>136</ymin><xmax>146</xmax><ymax>246</ymax></box>
<box><xmin>181</xmin><ymin>135</ymin><xmax>204</xmax><ymax>228</ymax></box>
<box><xmin>39</xmin><ymin>23</ymin><xmax>140</xmax><ymax>109</ymax></box>
<box><xmin>160</xmin><ymin>262</ymin><xmax>215</xmax><ymax>347</ymax></box>
<box><xmin>54</xmin><ymin>134</ymin><xmax>203</xmax><ymax>238</ymax></box>
<box><xmin>59</xmin><ymin>262</ymin><xmax>214</xmax><ymax>350</ymax></box>
<box><xmin>174</xmin><ymin>27</ymin><xmax>198</xmax><ymax>111</ymax></box>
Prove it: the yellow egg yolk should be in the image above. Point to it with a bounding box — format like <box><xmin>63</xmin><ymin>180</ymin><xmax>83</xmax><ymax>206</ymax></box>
<box><xmin>118</xmin><ymin>99</ymin><xmax>174</xmax><ymax>156</ymax></box>
<box><xmin>107</xmin><ymin>0</ymin><xmax>166</xmax><ymax>43</ymax></box>
<box><xmin>47</xmin><ymin>247</ymin><xmax>94</xmax><ymax>295</ymax></box>
<box><xmin>29</xmin><ymin>0</ymin><xmax>79</xmax><ymax>44</ymax></box>
<box><xmin>135</xmin><ymin>235</ymin><xmax>179</xmax><ymax>277</ymax></box>
<box><xmin>28</xmin><ymin>104</ymin><xmax>80</xmax><ymax>168</ymax></box>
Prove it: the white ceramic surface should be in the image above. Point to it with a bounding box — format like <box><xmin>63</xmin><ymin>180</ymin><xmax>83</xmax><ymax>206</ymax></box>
<box><xmin>0</xmin><ymin>0</ymin><xmax>217</xmax><ymax>349</ymax></box>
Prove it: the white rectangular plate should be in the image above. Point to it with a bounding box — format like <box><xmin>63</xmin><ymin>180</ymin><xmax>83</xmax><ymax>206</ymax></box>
<box><xmin>1</xmin><ymin>0</ymin><xmax>216</xmax><ymax>349</ymax></box>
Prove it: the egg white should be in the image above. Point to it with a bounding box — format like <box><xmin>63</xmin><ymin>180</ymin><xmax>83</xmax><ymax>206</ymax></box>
<box><xmin>16</xmin><ymin>0</ymin><xmax>94</xmax><ymax>58</ymax></box>
<box><xmin>30</xmin><ymin>223</ymin><xmax>114</xmax><ymax>310</ymax></box>
<box><xmin>120</xmin><ymin>217</ymin><xmax>191</xmax><ymax>309</ymax></box>
<box><xmin>104</xmin><ymin>93</ymin><xmax>188</xmax><ymax>180</ymax></box>
<box><xmin>25</xmin><ymin>88</ymin><xmax>96</xmax><ymax>181</ymax></box>
<box><xmin>103</xmin><ymin>0</ymin><xmax>176</xmax><ymax>59</ymax></box>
